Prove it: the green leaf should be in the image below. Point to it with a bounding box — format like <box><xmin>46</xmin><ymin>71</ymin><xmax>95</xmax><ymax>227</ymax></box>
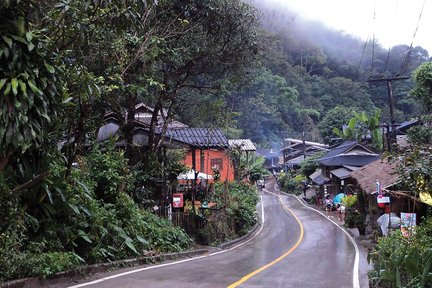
<box><xmin>25</xmin><ymin>32</ymin><xmax>33</xmax><ymax>42</ymax></box>
<box><xmin>2</xmin><ymin>46</ymin><xmax>9</xmax><ymax>58</ymax></box>
<box><xmin>45</xmin><ymin>63</ymin><xmax>55</xmax><ymax>73</ymax></box>
<box><xmin>4</xmin><ymin>82</ymin><xmax>11</xmax><ymax>96</ymax></box>
<box><xmin>78</xmin><ymin>230</ymin><xmax>92</xmax><ymax>243</ymax></box>
<box><xmin>11</xmin><ymin>78</ymin><xmax>18</xmax><ymax>95</ymax></box>
<box><xmin>0</xmin><ymin>79</ymin><xmax>6</xmax><ymax>90</ymax></box>
<box><xmin>137</xmin><ymin>235</ymin><xmax>148</xmax><ymax>245</ymax></box>
<box><xmin>18</xmin><ymin>79</ymin><xmax>27</xmax><ymax>96</ymax></box>
<box><xmin>2</xmin><ymin>36</ymin><xmax>12</xmax><ymax>48</ymax></box>
<box><xmin>68</xmin><ymin>203</ymin><xmax>80</xmax><ymax>214</ymax></box>
<box><xmin>28</xmin><ymin>80</ymin><xmax>43</xmax><ymax>95</ymax></box>
<box><xmin>125</xmin><ymin>240</ymin><xmax>138</xmax><ymax>254</ymax></box>
<box><xmin>28</xmin><ymin>42</ymin><xmax>35</xmax><ymax>52</ymax></box>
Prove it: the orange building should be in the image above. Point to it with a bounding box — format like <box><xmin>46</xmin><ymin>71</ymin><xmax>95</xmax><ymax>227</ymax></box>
<box><xmin>166</xmin><ymin>128</ymin><xmax>234</xmax><ymax>182</ymax></box>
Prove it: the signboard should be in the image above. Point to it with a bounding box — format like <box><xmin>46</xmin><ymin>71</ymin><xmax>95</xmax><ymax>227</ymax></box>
<box><xmin>400</xmin><ymin>212</ymin><xmax>416</xmax><ymax>237</ymax></box>
<box><xmin>377</xmin><ymin>196</ymin><xmax>390</xmax><ymax>204</ymax></box>
<box><xmin>172</xmin><ymin>193</ymin><xmax>184</xmax><ymax>208</ymax></box>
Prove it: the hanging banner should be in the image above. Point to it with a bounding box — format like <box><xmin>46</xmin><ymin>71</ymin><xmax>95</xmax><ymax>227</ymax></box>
<box><xmin>400</xmin><ymin>212</ymin><xmax>416</xmax><ymax>237</ymax></box>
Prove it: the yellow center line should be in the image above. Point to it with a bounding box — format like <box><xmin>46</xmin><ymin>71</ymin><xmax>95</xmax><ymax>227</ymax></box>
<box><xmin>227</xmin><ymin>191</ymin><xmax>304</xmax><ymax>288</ymax></box>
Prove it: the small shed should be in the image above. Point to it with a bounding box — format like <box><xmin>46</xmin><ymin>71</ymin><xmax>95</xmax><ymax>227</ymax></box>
<box><xmin>350</xmin><ymin>158</ymin><xmax>428</xmax><ymax>234</ymax></box>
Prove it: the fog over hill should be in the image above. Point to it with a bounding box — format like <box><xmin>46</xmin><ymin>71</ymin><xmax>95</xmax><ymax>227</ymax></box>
<box><xmin>250</xmin><ymin>0</ymin><xmax>430</xmax><ymax>81</ymax></box>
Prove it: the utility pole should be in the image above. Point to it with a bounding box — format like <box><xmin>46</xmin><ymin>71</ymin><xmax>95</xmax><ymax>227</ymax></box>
<box><xmin>368</xmin><ymin>76</ymin><xmax>409</xmax><ymax>151</ymax></box>
<box><xmin>302</xmin><ymin>122</ymin><xmax>306</xmax><ymax>161</ymax></box>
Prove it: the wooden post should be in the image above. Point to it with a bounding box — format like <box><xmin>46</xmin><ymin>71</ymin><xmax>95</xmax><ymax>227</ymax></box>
<box><xmin>368</xmin><ymin>76</ymin><xmax>409</xmax><ymax>151</ymax></box>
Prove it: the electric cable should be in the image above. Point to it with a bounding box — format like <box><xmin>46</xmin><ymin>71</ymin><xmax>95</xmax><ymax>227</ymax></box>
<box><xmin>383</xmin><ymin>0</ymin><xmax>399</xmax><ymax>74</ymax></box>
<box><xmin>400</xmin><ymin>0</ymin><xmax>426</xmax><ymax>75</ymax></box>
<box><xmin>371</xmin><ymin>0</ymin><xmax>377</xmax><ymax>76</ymax></box>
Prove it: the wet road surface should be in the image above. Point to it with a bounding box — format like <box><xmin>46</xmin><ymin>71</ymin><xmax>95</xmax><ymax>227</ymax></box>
<box><xmin>62</xmin><ymin>179</ymin><xmax>359</xmax><ymax>288</ymax></box>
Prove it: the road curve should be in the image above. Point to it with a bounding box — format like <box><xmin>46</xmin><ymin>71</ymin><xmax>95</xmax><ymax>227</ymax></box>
<box><xmin>62</xmin><ymin>179</ymin><xmax>359</xmax><ymax>288</ymax></box>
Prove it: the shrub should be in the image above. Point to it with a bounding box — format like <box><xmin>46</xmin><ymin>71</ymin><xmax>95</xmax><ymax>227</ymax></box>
<box><xmin>210</xmin><ymin>182</ymin><xmax>259</xmax><ymax>240</ymax></box>
<box><xmin>368</xmin><ymin>216</ymin><xmax>432</xmax><ymax>287</ymax></box>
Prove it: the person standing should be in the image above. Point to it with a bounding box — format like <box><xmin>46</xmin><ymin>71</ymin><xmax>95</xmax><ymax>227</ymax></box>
<box><xmin>324</xmin><ymin>195</ymin><xmax>333</xmax><ymax>216</ymax></box>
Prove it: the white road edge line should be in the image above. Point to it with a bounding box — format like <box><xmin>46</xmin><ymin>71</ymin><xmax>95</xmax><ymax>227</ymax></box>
<box><xmin>273</xmin><ymin>182</ymin><xmax>360</xmax><ymax>288</ymax></box>
<box><xmin>68</xmin><ymin>193</ymin><xmax>265</xmax><ymax>288</ymax></box>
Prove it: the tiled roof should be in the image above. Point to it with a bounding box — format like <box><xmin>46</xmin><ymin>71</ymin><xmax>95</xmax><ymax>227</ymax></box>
<box><xmin>229</xmin><ymin>139</ymin><xmax>257</xmax><ymax>151</ymax></box>
<box><xmin>165</xmin><ymin>128</ymin><xmax>228</xmax><ymax>148</ymax></box>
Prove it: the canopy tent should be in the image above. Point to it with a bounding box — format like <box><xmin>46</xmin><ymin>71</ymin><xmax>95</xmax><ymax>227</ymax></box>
<box><xmin>177</xmin><ymin>169</ymin><xmax>213</xmax><ymax>180</ymax></box>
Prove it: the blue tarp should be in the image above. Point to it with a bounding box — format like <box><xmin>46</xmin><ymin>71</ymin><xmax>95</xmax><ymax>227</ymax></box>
<box><xmin>333</xmin><ymin>193</ymin><xmax>346</xmax><ymax>204</ymax></box>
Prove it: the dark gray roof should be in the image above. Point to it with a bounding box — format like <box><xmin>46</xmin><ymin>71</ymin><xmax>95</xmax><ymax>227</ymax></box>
<box><xmin>319</xmin><ymin>141</ymin><xmax>379</xmax><ymax>167</ymax></box>
<box><xmin>397</xmin><ymin>119</ymin><xmax>420</xmax><ymax>134</ymax></box>
<box><xmin>165</xmin><ymin>128</ymin><xmax>228</xmax><ymax>149</ymax></box>
<box><xmin>309</xmin><ymin>169</ymin><xmax>330</xmax><ymax>185</ymax></box>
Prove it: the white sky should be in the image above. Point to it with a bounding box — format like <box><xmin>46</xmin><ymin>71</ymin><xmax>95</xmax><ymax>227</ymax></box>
<box><xmin>269</xmin><ymin>0</ymin><xmax>432</xmax><ymax>54</ymax></box>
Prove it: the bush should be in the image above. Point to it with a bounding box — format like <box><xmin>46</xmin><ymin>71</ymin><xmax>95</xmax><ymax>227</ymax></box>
<box><xmin>368</xmin><ymin>216</ymin><xmax>432</xmax><ymax>287</ymax></box>
<box><xmin>278</xmin><ymin>171</ymin><xmax>303</xmax><ymax>194</ymax></box>
<box><xmin>209</xmin><ymin>182</ymin><xmax>259</xmax><ymax>241</ymax></box>
<box><xmin>23</xmin><ymin>252</ymin><xmax>83</xmax><ymax>278</ymax></box>
<box><xmin>0</xmin><ymin>146</ymin><xmax>194</xmax><ymax>281</ymax></box>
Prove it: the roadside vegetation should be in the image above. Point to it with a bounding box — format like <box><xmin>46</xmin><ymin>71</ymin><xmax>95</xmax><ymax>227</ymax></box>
<box><xmin>1</xmin><ymin>0</ymin><xmax>432</xmax><ymax>284</ymax></box>
<box><xmin>367</xmin><ymin>61</ymin><xmax>432</xmax><ymax>287</ymax></box>
<box><xmin>0</xmin><ymin>145</ymin><xmax>193</xmax><ymax>281</ymax></box>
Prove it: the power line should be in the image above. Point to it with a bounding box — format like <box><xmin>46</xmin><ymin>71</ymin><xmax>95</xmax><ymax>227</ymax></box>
<box><xmin>383</xmin><ymin>0</ymin><xmax>399</xmax><ymax>73</ymax></box>
<box><xmin>371</xmin><ymin>0</ymin><xmax>377</xmax><ymax>75</ymax></box>
<box><xmin>400</xmin><ymin>0</ymin><xmax>426</xmax><ymax>75</ymax></box>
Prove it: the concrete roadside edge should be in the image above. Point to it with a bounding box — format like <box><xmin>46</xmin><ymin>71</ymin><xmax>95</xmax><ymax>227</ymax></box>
<box><xmin>1</xmin><ymin>220</ymin><xmax>263</xmax><ymax>288</ymax></box>
<box><xmin>0</xmin><ymin>249</ymin><xmax>208</xmax><ymax>288</ymax></box>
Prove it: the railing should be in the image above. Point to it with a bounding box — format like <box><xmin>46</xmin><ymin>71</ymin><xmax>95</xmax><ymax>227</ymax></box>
<box><xmin>155</xmin><ymin>205</ymin><xmax>227</xmax><ymax>241</ymax></box>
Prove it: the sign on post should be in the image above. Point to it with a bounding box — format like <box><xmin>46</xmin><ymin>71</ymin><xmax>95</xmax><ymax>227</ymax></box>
<box><xmin>400</xmin><ymin>212</ymin><xmax>416</xmax><ymax>237</ymax></box>
<box><xmin>172</xmin><ymin>193</ymin><xmax>184</xmax><ymax>208</ymax></box>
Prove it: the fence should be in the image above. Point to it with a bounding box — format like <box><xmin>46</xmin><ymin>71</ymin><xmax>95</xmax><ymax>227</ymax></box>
<box><xmin>155</xmin><ymin>205</ymin><xmax>231</xmax><ymax>243</ymax></box>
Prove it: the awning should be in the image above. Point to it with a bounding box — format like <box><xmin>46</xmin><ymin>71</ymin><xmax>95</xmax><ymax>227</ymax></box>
<box><xmin>177</xmin><ymin>169</ymin><xmax>213</xmax><ymax>180</ymax></box>
<box><xmin>309</xmin><ymin>169</ymin><xmax>330</xmax><ymax>185</ymax></box>
<box><xmin>330</xmin><ymin>167</ymin><xmax>353</xmax><ymax>180</ymax></box>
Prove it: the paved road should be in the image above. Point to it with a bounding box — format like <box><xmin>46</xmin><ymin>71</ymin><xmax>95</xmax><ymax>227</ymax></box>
<box><xmin>62</xmin><ymin>179</ymin><xmax>360</xmax><ymax>288</ymax></box>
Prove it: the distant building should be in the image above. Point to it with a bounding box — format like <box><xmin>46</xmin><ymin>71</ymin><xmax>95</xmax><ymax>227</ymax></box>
<box><xmin>255</xmin><ymin>148</ymin><xmax>282</xmax><ymax>175</ymax></box>
<box><xmin>310</xmin><ymin>141</ymin><xmax>380</xmax><ymax>195</ymax></box>
<box><xmin>281</xmin><ymin>138</ymin><xmax>329</xmax><ymax>169</ymax></box>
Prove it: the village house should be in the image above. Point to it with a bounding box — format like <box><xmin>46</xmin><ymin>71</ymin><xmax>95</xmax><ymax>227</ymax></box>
<box><xmin>281</xmin><ymin>138</ymin><xmax>329</xmax><ymax>169</ymax></box>
<box><xmin>350</xmin><ymin>158</ymin><xmax>430</xmax><ymax>235</ymax></box>
<box><xmin>309</xmin><ymin>141</ymin><xmax>380</xmax><ymax>196</ymax></box>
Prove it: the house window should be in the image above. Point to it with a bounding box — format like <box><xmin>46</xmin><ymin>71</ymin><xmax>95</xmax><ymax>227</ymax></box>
<box><xmin>211</xmin><ymin>158</ymin><xmax>223</xmax><ymax>170</ymax></box>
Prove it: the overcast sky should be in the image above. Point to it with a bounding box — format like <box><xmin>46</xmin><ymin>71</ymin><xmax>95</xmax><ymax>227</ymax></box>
<box><xmin>265</xmin><ymin>0</ymin><xmax>432</xmax><ymax>54</ymax></box>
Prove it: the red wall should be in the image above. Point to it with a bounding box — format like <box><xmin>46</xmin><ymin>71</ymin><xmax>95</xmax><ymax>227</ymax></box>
<box><xmin>183</xmin><ymin>148</ymin><xmax>234</xmax><ymax>182</ymax></box>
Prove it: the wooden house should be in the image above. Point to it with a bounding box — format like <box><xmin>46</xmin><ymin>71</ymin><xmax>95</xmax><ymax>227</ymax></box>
<box><xmin>165</xmin><ymin>128</ymin><xmax>234</xmax><ymax>182</ymax></box>
<box><xmin>281</xmin><ymin>138</ymin><xmax>329</xmax><ymax>169</ymax></box>
<box><xmin>350</xmin><ymin>158</ymin><xmax>429</xmax><ymax>235</ymax></box>
<box><xmin>310</xmin><ymin>141</ymin><xmax>380</xmax><ymax>195</ymax></box>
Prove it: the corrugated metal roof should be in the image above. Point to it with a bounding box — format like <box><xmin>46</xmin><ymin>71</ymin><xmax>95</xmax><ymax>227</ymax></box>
<box><xmin>229</xmin><ymin>139</ymin><xmax>256</xmax><ymax>151</ymax></box>
<box><xmin>97</xmin><ymin>123</ymin><xmax>120</xmax><ymax>142</ymax></box>
<box><xmin>285</xmin><ymin>155</ymin><xmax>306</xmax><ymax>166</ymax></box>
<box><xmin>165</xmin><ymin>128</ymin><xmax>228</xmax><ymax>148</ymax></box>
<box><xmin>319</xmin><ymin>141</ymin><xmax>379</xmax><ymax>167</ymax></box>
<box><xmin>309</xmin><ymin>169</ymin><xmax>330</xmax><ymax>185</ymax></box>
<box><xmin>320</xmin><ymin>154</ymin><xmax>379</xmax><ymax>167</ymax></box>
<box><xmin>330</xmin><ymin>167</ymin><xmax>353</xmax><ymax>179</ymax></box>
